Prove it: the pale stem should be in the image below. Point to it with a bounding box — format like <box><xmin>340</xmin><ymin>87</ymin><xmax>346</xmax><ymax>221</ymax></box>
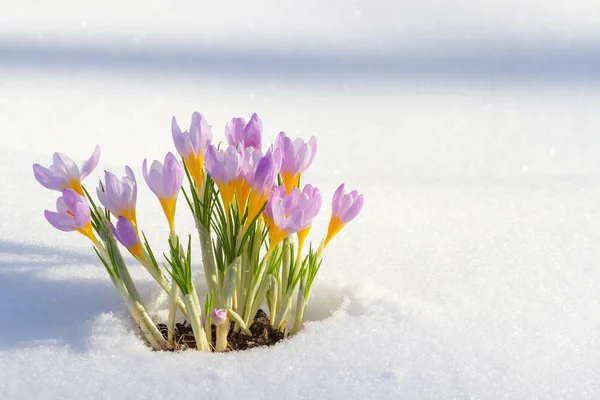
<box><xmin>182</xmin><ymin>290</ymin><xmax>211</xmax><ymax>351</ymax></box>
<box><xmin>215</xmin><ymin>320</ymin><xmax>230</xmax><ymax>352</ymax></box>
<box><xmin>269</xmin><ymin>278</ymin><xmax>278</xmax><ymax>326</ymax></box>
<box><xmin>197</xmin><ymin>225</ymin><xmax>220</xmax><ymax>304</ymax></box>
<box><xmin>291</xmin><ymin>288</ymin><xmax>307</xmax><ymax>335</ymax></box>
<box><xmin>248</xmin><ymin>275</ymin><xmax>275</xmax><ymax>329</ymax></box>
<box><xmin>167</xmin><ymin>231</ymin><xmax>180</xmax><ymax>344</ymax></box>
<box><xmin>274</xmin><ymin>293</ymin><xmax>294</xmax><ymax>331</ymax></box>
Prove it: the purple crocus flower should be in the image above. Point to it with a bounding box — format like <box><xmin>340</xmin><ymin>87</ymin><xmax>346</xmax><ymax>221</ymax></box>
<box><xmin>111</xmin><ymin>216</ymin><xmax>143</xmax><ymax>257</ymax></box>
<box><xmin>324</xmin><ymin>184</ymin><xmax>364</xmax><ymax>246</ymax></box>
<box><xmin>210</xmin><ymin>309</ymin><xmax>228</xmax><ymax>326</ymax></box>
<box><xmin>225</xmin><ymin>113</ymin><xmax>263</xmax><ymax>150</ymax></box>
<box><xmin>247</xmin><ymin>147</ymin><xmax>282</xmax><ymax>194</ymax></box>
<box><xmin>205</xmin><ymin>145</ymin><xmax>242</xmax><ymax>210</ymax></box>
<box><xmin>283</xmin><ymin>184</ymin><xmax>322</xmax><ymax>222</ymax></box>
<box><xmin>264</xmin><ymin>185</ymin><xmax>321</xmax><ymax>248</ymax></box>
<box><xmin>288</xmin><ymin>184</ymin><xmax>322</xmax><ymax>253</ymax></box>
<box><xmin>172</xmin><ymin>112</ymin><xmax>211</xmax><ymax>189</ymax></box>
<box><xmin>239</xmin><ymin>147</ymin><xmax>281</xmax><ymax>220</ymax></box>
<box><xmin>274</xmin><ymin>132</ymin><xmax>317</xmax><ymax>193</ymax></box>
<box><xmin>96</xmin><ymin>166</ymin><xmax>138</xmax><ymax>227</ymax></box>
<box><xmin>142</xmin><ymin>152</ymin><xmax>183</xmax><ymax>231</ymax></box>
<box><xmin>33</xmin><ymin>145</ymin><xmax>100</xmax><ymax>195</ymax></box>
<box><xmin>44</xmin><ymin>189</ymin><xmax>94</xmax><ymax>240</ymax></box>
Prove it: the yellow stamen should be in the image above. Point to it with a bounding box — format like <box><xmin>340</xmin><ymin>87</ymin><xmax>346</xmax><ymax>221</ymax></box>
<box><xmin>324</xmin><ymin>216</ymin><xmax>344</xmax><ymax>247</ymax></box>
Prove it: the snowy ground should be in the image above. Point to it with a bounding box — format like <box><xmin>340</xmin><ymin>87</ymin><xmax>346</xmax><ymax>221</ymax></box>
<box><xmin>2</xmin><ymin>1</ymin><xmax>600</xmax><ymax>399</ymax></box>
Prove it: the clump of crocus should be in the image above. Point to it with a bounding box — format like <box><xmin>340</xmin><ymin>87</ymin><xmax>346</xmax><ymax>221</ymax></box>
<box><xmin>33</xmin><ymin>145</ymin><xmax>100</xmax><ymax>195</ymax></box>
<box><xmin>34</xmin><ymin>111</ymin><xmax>364</xmax><ymax>353</ymax></box>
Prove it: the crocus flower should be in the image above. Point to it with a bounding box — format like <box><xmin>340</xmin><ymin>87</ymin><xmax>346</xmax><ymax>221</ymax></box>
<box><xmin>324</xmin><ymin>184</ymin><xmax>364</xmax><ymax>246</ymax></box>
<box><xmin>239</xmin><ymin>147</ymin><xmax>281</xmax><ymax>220</ymax></box>
<box><xmin>205</xmin><ymin>145</ymin><xmax>242</xmax><ymax>212</ymax></box>
<box><xmin>96</xmin><ymin>166</ymin><xmax>138</xmax><ymax>227</ymax></box>
<box><xmin>142</xmin><ymin>152</ymin><xmax>183</xmax><ymax>232</ymax></box>
<box><xmin>285</xmin><ymin>184</ymin><xmax>322</xmax><ymax>253</ymax></box>
<box><xmin>210</xmin><ymin>309</ymin><xmax>228</xmax><ymax>326</ymax></box>
<box><xmin>274</xmin><ymin>132</ymin><xmax>317</xmax><ymax>193</ymax></box>
<box><xmin>225</xmin><ymin>113</ymin><xmax>262</xmax><ymax>150</ymax></box>
<box><xmin>44</xmin><ymin>189</ymin><xmax>95</xmax><ymax>241</ymax></box>
<box><xmin>172</xmin><ymin>112</ymin><xmax>211</xmax><ymax>190</ymax></box>
<box><xmin>33</xmin><ymin>145</ymin><xmax>100</xmax><ymax>195</ymax></box>
<box><xmin>111</xmin><ymin>216</ymin><xmax>143</xmax><ymax>258</ymax></box>
<box><xmin>264</xmin><ymin>185</ymin><xmax>321</xmax><ymax>249</ymax></box>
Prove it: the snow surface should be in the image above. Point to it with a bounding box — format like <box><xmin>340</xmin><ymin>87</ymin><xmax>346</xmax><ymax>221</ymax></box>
<box><xmin>2</xmin><ymin>1</ymin><xmax>600</xmax><ymax>399</ymax></box>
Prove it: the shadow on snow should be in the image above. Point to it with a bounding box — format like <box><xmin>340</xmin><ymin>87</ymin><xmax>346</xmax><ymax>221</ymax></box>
<box><xmin>1</xmin><ymin>39</ymin><xmax>600</xmax><ymax>83</ymax></box>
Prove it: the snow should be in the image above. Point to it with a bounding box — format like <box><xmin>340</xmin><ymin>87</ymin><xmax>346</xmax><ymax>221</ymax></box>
<box><xmin>2</xmin><ymin>0</ymin><xmax>600</xmax><ymax>398</ymax></box>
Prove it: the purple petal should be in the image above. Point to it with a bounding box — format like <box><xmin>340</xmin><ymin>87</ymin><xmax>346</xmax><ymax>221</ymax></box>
<box><xmin>52</xmin><ymin>152</ymin><xmax>79</xmax><ymax>179</ymax></box>
<box><xmin>142</xmin><ymin>158</ymin><xmax>151</xmax><ymax>192</ymax></box>
<box><xmin>305</xmin><ymin>136</ymin><xmax>317</xmax><ymax>170</ymax></box>
<box><xmin>149</xmin><ymin>160</ymin><xmax>166</xmax><ymax>197</ymax></box>
<box><xmin>113</xmin><ymin>216</ymin><xmax>140</xmax><ymax>249</ymax></box>
<box><xmin>56</xmin><ymin>196</ymin><xmax>69</xmax><ymax>216</ymax></box>
<box><xmin>44</xmin><ymin>210</ymin><xmax>74</xmax><ymax>232</ymax></box>
<box><xmin>331</xmin><ymin>184</ymin><xmax>345</xmax><ymax>216</ymax></box>
<box><xmin>80</xmin><ymin>145</ymin><xmax>101</xmax><ymax>180</ymax></box>
<box><xmin>210</xmin><ymin>309</ymin><xmax>228</xmax><ymax>326</ymax></box>
<box><xmin>172</xmin><ymin>116</ymin><xmax>190</xmax><ymax>157</ymax></box>
<box><xmin>243</xmin><ymin>113</ymin><xmax>262</xmax><ymax>149</ymax></box>
<box><xmin>204</xmin><ymin>145</ymin><xmax>223</xmax><ymax>183</ymax></box>
<box><xmin>285</xmin><ymin>209</ymin><xmax>306</xmax><ymax>233</ymax></box>
<box><xmin>72</xmin><ymin>202</ymin><xmax>91</xmax><ymax>229</ymax></box>
<box><xmin>342</xmin><ymin>194</ymin><xmax>364</xmax><ymax>223</ymax></box>
<box><xmin>163</xmin><ymin>152</ymin><xmax>183</xmax><ymax>198</ymax></box>
<box><xmin>189</xmin><ymin>112</ymin><xmax>212</xmax><ymax>154</ymax></box>
<box><xmin>252</xmin><ymin>150</ymin><xmax>278</xmax><ymax>193</ymax></box>
<box><xmin>33</xmin><ymin>164</ymin><xmax>67</xmax><ymax>191</ymax></box>
<box><xmin>61</xmin><ymin>188</ymin><xmax>82</xmax><ymax>210</ymax></box>
<box><xmin>125</xmin><ymin>166</ymin><xmax>137</xmax><ymax>208</ymax></box>
<box><xmin>223</xmin><ymin>146</ymin><xmax>241</xmax><ymax>183</ymax></box>
<box><xmin>225</xmin><ymin>117</ymin><xmax>247</xmax><ymax>147</ymax></box>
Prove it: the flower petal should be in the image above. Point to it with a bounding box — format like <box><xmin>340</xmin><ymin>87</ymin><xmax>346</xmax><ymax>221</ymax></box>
<box><xmin>80</xmin><ymin>145</ymin><xmax>101</xmax><ymax>180</ymax></box>
<box><xmin>33</xmin><ymin>164</ymin><xmax>67</xmax><ymax>191</ymax></box>
<box><xmin>44</xmin><ymin>210</ymin><xmax>74</xmax><ymax>232</ymax></box>
<box><xmin>52</xmin><ymin>152</ymin><xmax>80</xmax><ymax>179</ymax></box>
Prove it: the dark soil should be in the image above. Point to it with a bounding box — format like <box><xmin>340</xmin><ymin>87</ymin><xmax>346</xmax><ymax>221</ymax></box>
<box><xmin>157</xmin><ymin>309</ymin><xmax>285</xmax><ymax>352</ymax></box>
